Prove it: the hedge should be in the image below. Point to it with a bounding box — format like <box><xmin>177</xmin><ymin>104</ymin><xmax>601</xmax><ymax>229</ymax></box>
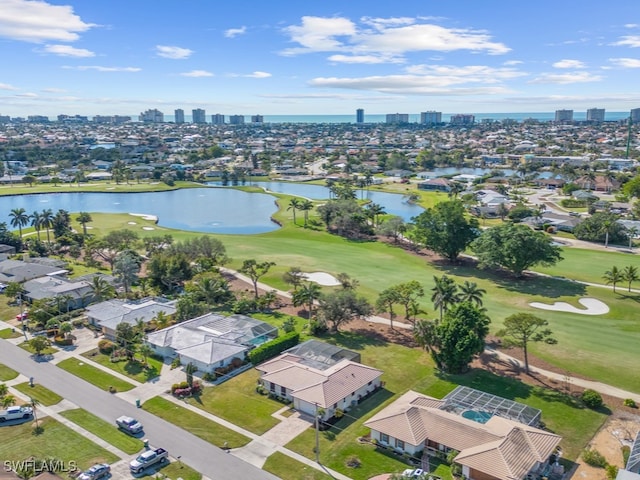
<box><xmin>248</xmin><ymin>332</ymin><xmax>299</xmax><ymax>365</ymax></box>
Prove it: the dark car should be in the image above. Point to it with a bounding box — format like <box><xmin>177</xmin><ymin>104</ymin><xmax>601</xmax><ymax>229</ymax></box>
<box><xmin>77</xmin><ymin>463</ymin><xmax>110</xmax><ymax>480</ymax></box>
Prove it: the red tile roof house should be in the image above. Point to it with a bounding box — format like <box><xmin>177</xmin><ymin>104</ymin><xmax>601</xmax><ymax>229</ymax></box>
<box><xmin>256</xmin><ymin>342</ymin><xmax>383</xmax><ymax>421</ymax></box>
<box><xmin>365</xmin><ymin>390</ymin><xmax>562</xmax><ymax>480</ymax></box>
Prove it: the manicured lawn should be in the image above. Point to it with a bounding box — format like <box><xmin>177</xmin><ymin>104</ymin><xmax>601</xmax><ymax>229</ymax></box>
<box><xmin>19</xmin><ymin>340</ymin><xmax>57</xmax><ymax>356</ymax></box>
<box><xmin>57</xmin><ymin>357</ymin><xmax>135</xmax><ymax>392</ymax></box>
<box><xmin>263</xmin><ymin>452</ymin><xmax>333</xmax><ymax>480</ymax></box>
<box><xmin>0</xmin><ymin>327</ymin><xmax>21</xmax><ymax>339</ymax></box>
<box><xmin>0</xmin><ymin>416</ymin><xmax>118</xmax><ymax>470</ymax></box>
<box><xmin>142</xmin><ymin>461</ymin><xmax>202</xmax><ymax>480</ymax></box>
<box><xmin>13</xmin><ymin>382</ymin><xmax>63</xmax><ymax>406</ymax></box>
<box><xmin>60</xmin><ymin>408</ymin><xmax>144</xmax><ymax>454</ymax></box>
<box><xmin>0</xmin><ymin>180</ymin><xmax>200</xmax><ymax>197</ymax></box>
<box><xmin>0</xmin><ymin>363</ymin><xmax>18</xmax><ymax>381</ymax></box>
<box><xmin>81</xmin><ymin>348</ymin><xmax>162</xmax><ymax>382</ymax></box>
<box><xmin>142</xmin><ymin>396</ymin><xmax>251</xmax><ymax>448</ymax></box>
<box><xmin>185</xmin><ymin>369</ymin><xmax>282</xmax><ymax>435</ymax></box>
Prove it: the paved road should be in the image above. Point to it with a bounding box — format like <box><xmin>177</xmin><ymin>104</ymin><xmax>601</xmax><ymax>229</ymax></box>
<box><xmin>0</xmin><ymin>339</ymin><xmax>279</xmax><ymax>480</ymax></box>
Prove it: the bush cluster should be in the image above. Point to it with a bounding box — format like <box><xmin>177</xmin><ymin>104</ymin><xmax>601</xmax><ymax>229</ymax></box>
<box><xmin>98</xmin><ymin>339</ymin><xmax>115</xmax><ymax>354</ymax></box>
<box><xmin>581</xmin><ymin>389</ymin><xmax>604</xmax><ymax>409</ymax></box>
<box><xmin>583</xmin><ymin>449</ymin><xmax>607</xmax><ymax>468</ymax></box>
<box><xmin>171</xmin><ymin>381</ymin><xmax>202</xmax><ymax>397</ymax></box>
<box><xmin>624</xmin><ymin>398</ymin><xmax>637</xmax><ymax>408</ymax></box>
<box><xmin>248</xmin><ymin>332</ymin><xmax>299</xmax><ymax>365</ymax></box>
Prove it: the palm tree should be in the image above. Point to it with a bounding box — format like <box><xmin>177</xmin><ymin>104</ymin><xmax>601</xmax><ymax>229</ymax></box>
<box><xmin>40</xmin><ymin>208</ymin><xmax>54</xmax><ymax>244</ymax></box>
<box><xmin>89</xmin><ymin>276</ymin><xmax>115</xmax><ymax>303</ymax></box>
<box><xmin>76</xmin><ymin>212</ymin><xmax>93</xmax><ymax>236</ymax></box>
<box><xmin>29</xmin><ymin>397</ymin><xmax>41</xmax><ymax>430</ymax></box>
<box><xmin>627</xmin><ymin>226</ymin><xmax>638</xmax><ymax>249</ymax></box>
<box><xmin>288</xmin><ymin>198</ymin><xmax>301</xmax><ymax>225</ymax></box>
<box><xmin>138</xmin><ymin>343</ymin><xmax>153</xmax><ymax>366</ymax></box>
<box><xmin>622</xmin><ymin>265</ymin><xmax>639</xmax><ymax>292</ymax></box>
<box><xmin>603</xmin><ymin>266</ymin><xmax>623</xmax><ymax>293</ymax></box>
<box><xmin>299</xmin><ymin>199</ymin><xmax>314</xmax><ymax>227</ymax></box>
<box><xmin>59</xmin><ymin>321</ymin><xmax>73</xmax><ymax>340</ymax></box>
<box><xmin>601</xmin><ymin>219</ymin><xmax>614</xmax><ymax>248</ymax></box>
<box><xmin>430</xmin><ymin>275</ymin><xmax>459</xmax><ymax>321</ymax></box>
<box><xmin>414</xmin><ymin>319</ymin><xmax>438</xmax><ymax>354</ymax></box>
<box><xmin>154</xmin><ymin>311</ymin><xmax>170</xmax><ymax>330</ymax></box>
<box><xmin>9</xmin><ymin>207</ymin><xmax>29</xmax><ymax>238</ymax></box>
<box><xmin>292</xmin><ymin>282</ymin><xmax>322</xmax><ymax>320</ymax></box>
<box><xmin>365</xmin><ymin>203</ymin><xmax>386</xmax><ymax>227</ymax></box>
<box><xmin>457</xmin><ymin>281</ymin><xmax>487</xmax><ymax>307</ymax></box>
<box><xmin>30</xmin><ymin>211</ymin><xmax>43</xmax><ymax>241</ymax></box>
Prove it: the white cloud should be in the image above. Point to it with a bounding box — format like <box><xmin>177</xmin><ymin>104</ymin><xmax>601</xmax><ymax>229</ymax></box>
<box><xmin>503</xmin><ymin>60</ymin><xmax>523</xmax><ymax>66</ymax></box>
<box><xmin>612</xmin><ymin>35</ymin><xmax>640</xmax><ymax>47</ymax></box>
<box><xmin>156</xmin><ymin>45</ymin><xmax>193</xmax><ymax>59</ymax></box>
<box><xmin>552</xmin><ymin>59</ymin><xmax>586</xmax><ymax>69</ymax></box>
<box><xmin>328</xmin><ymin>54</ymin><xmax>399</xmax><ymax>64</ymax></box>
<box><xmin>625</xmin><ymin>24</ymin><xmax>639</xmax><ymax>29</ymax></box>
<box><xmin>62</xmin><ymin>65</ymin><xmax>141</xmax><ymax>72</ymax></box>
<box><xmin>405</xmin><ymin>64</ymin><xmax>526</xmax><ymax>82</ymax></box>
<box><xmin>0</xmin><ymin>83</ymin><xmax>18</xmax><ymax>90</ymax></box>
<box><xmin>609</xmin><ymin>57</ymin><xmax>640</xmax><ymax>68</ymax></box>
<box><xmin>15</xmin><ymin>92</ymin><xmax>38</xmax><ymax>98</ymax></box>
<box><xmin>281</xmin><ymin>15</ymin><xmax>510</xmax><ymax>60</ymax></box>
<box><xmin>42</xmin><ymin>44</ymin><xmax>94</xmax><ymax>57</ymax></box>
<box><xmin>179</xmin><ymin>70</ymin><xmax>214</xmax><ymax>77</ymax></box>
<box><xmin>228</xmin><ymin>71</ymin><xmax>272</xmax><ymax>78</ymax></box>
<box><xmin>225</xmin><ymin>26</ymin><xmax>246</xmax><ymax>38</ymax></box>
<box><xmin>529</xmin><ymin>71</ymin><xmax>602</xmax><ymax>84</ymax></box>
<box><xmin>0</xmin><ymin>0</ymin><xmax>95</xmax><ymax>42</ymax></box>
<box><xmin>41</xmin><ymin>87</ymin><xmax>66</xmax><ymax>93</ymax></box>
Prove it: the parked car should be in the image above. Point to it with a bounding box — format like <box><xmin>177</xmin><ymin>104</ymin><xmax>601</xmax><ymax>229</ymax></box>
<box><xmin>402</xmin><ymin>469</ymin><xmax>425</xmax><ymax>478</ymax></box>
<box><xmin>116</xmin><ymin>415</ymin><xmax>143</xmax><ymax>434</ymax></box>
<box><xmin>0</xmin><ymin>405</ymin><xmax>33</xmax><ymax>422</ymax></box>
<box><xmin>77</xmin><ymin>463</ymin><xmax>110</xmax><ymax>480</ymax></box>
<box><xmin>129</xmin><ymin>448</ymin><xmax>168</xmax><ymax>474</ymax></box>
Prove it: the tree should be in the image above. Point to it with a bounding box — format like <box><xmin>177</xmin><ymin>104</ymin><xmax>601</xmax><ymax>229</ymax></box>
<box><xmin>291</xmin><ymin>282</ymin><xmax>322</xmax><ymax>320</ymax></box>
<box><xmin>288</xmin><ymin>198</ymin><xmax>301</xmax><ymax>225</ymax></box>
<box><xmin>497</xmin><ymin>313</ymin><xmax>557</xmax><ymax>374</ymax></box>
<box><xmin>188</xmin><ymin>272</ymin><xmax>232</xmax><ymax>307</ymax></box>
<box><xmin>113</xmin><ymin>251</ymin><xmax>141</xmax><ymax>294</ymax></box>
<box><xmin>627</xmin><ymin>226</ymin><xmax>638</xmax><ymax>249</ymax></box>
<box><xmin>336</xmin><ymin>272</ymin><xmax>359</xmax><ymax>291</ymax></box>
<box><xmin>88</xmin><ymin>276</ymin><xmax>115</xmax><ymax>303</ymax></box>
<box><xmin>29</xmin><ymin>397</ymin><xmax>41</xmax><ymax>429</ymax></box>
<box><xmin>365</xmin><ymin>203</ymin><xmax>386</xmax><ymax>227</ymax></box>
<box><xmin>317</xmin><ymin>289</ymin><xmax>372</xmax><ymax>332</ymax></box>
<box><xmin>28</xmin><ymin>335</ymin><xmax>51</xmax><ymax>356</ymax></box>
<box><xmin>185</xmin><ymin>362</ymin><xmax>197</xmax><ymax>387</ymax></box>
<box><xmin>115</xmin><ymin>321</ymin><xmax>143</xmax><ymax>361</ymax></box>
<box><xmin>430</xmin><ymin>275</ymin><xmax>458</xmax><ymax>321</ymax></box>
<box><xmin>154</xmin><ymin>311</ymin><xmax>170</xmax><ymax>330</ymax></box>
<box><xmin>457</xmin><ymin>281</ymin><xmax>486</xmax><ymax>307</ymax></box>
<box><xmin>40</xmin><ymin>208</ymin><xmax>54</xmax><ymax>244</ymax></box>
<box><xmin>138</xmin><ymin>343</ymin><xmax>153</xmax><ymax>366</ymax></box>
<box><xmin>376</xmin><ymin>286</ymin><xmax>402</xmax><ymax>330</ymax></box>
<box><xmin>299</xmin><ymin>199</ymin><xmax>314</xmax><ymax>227</ymax></box>
<box><xmin>52</xmin><ymin>209</ymin><xmax>71</xmax><ymax>238</ymax></box>
<box><xmin>376</xmin><ymin>216</ymin><xmax>406</xmax><ymax>242</ymax></box>
<box><xmin>603</xmin><ymin>266</ymin><xmax>623</xmax><ymax>293</ymax></box>
<box><xmin>394</xmin><ymin>280</ymin><xmax>425</xmax><ymax>324</ymax></box>
<box><xmin>58</xmin><ymin>321</ymin><xmax>73</xmax><ymax>340</ymax></box>
<box><xmin>76</xmin><ymin>212</ymin><xmax>93</xmax><ymax>236</ymax></box>
<box><xmin>147</xmin><ymin>252</ymin><xmax>193</xmax><ymax>293</ymax></box>
<box><xmin>239</xmin><ymin>259</ymin><xmax>275</xmax><ymax>299</ymax></box>
<box><xmin>283</xmin><ymin>267</ymin><xmax>305</xmax><ymax>291</ymax></box>
<box><xmin>574</xmin><ymin>212</ymin><xmax>628</xmax><ymax>245</ymax></box>
<box><xmin>411</xmin><ymin>200</ymin><xmax>479</xmax><ymax>262</ymax></box>
<box><xmin>9</xmin><ymin>208</ymin><xmax>29</xmax><ymax>238</ymax></box>
<box><xmin>472</xmin><ymin>223</ymin><xmax>563</xmax><ymax>277</ymax></box>
<box><xmin>30</xmin><ymin>211</ymin><xmax>43</xmax><ymax>241</ymax></box>
<box><xmin>622</xmin><ymin>265</ymin><xmax>639</xmax><ymax>292</ymax></box>
<box><xmin>414</xmin><ymin>318</ymin><xmax>438</xmax><ymax>354</ymax></box>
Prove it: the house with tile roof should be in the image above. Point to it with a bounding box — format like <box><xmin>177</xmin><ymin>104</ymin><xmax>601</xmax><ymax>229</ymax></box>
<box><xmin>365</xmin><ymin>390</ymin><xmax>561</xmax><ymax>480</ymax></box>
<box><xmin>256</xmin><ymin>341</ymin><xmax>383</xmax><ymax>421</ymax></box>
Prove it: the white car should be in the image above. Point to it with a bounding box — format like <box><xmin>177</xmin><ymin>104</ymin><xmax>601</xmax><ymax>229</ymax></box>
<box><xmin>402</xmin><ymin>469</ymin><xmax>425</xmax><ymax>478</ymax></box>
<box><xmin>0</xmin><ymin>405</ymin><xmax>33</xmax><ymax>422</ymax></box>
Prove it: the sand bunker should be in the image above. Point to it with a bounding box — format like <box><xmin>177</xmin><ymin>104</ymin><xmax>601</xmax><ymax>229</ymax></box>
<box><xmin>529</xmin><ymin>297</ymin><xmax>609</xmax><ymax>315</ymax></box>
<box><xmin>130</xmin><ymin>213</ymin><xmax>158</xmax><ymax>222</ymax></box>
<box><xmin>127</xmin><ymin>221</ymin><xmax>137</xmax><ymax>225</ymax></box>
<box><xmin>142</xmin><ymin>226</ymin><xmax>155</xmax><ymax>231</ymax></box>
<box><xmin>302</xmin><ymin>272</ymin><xmax>341</xmax><ymax>286</ymax></box>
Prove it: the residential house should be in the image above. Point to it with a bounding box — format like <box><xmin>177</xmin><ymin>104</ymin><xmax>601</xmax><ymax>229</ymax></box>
<box><xmin>575</xmin><ymin>175</ymin><xmax>620</xmax><ymax>192</ymax></box>
<box><xmin>418</xmin><ymin>178</ymin><xmax>452</xmax><ymax>192</ymax></box>
<box><xmin>365</xmin><ymin>389</ymin><xmax>561</xmax><ymax>480</ymax></box>
<box><xmin>85</xmin><ymin>297</ymin><xmax>177</xmax><ymax>339</ymax></box>
<box><xmin>256</xmin><ymin>340</ymin><xmax>383</xmax><ymax>420</ymax></box>
<box><xmin>23</xmin><ymin>276</ymin><xmax>92</xmax><ymax>310</ymax></box>
<box><xmin>145</xmin><ymin>313</ymin><xmax>277</xmax><ymax>372</ymax></box>
<box><xmin>0</xmin><ymin>259</ymin><xmax>66</xmax><ymax>284</ymax></box>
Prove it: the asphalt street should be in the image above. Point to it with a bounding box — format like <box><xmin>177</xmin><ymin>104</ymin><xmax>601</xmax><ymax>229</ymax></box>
<box><xmin>0</xmin><ymin>339</ymin><xmax>279</xmax><ymax>480</ymax></box>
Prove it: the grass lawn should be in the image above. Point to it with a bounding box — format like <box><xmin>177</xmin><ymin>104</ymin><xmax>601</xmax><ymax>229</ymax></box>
<box><xmin>13</xmin><ymin>382</ymin><xmax>63</xmax><ymax>406</ymax></box>
<box><xmin>59</xmin><ymin>408</ymin><xmax>143</xmax><ymax>455</ymax></box>
<box><xmin>263</xmin><ymin>452</ymin><xmax>333</xmax><ymax>480</ymax></box>
<box><xmin>81</xmin><ymin>349</ymin><xmax>162</xmax><ymax>383</ymax></box>
<box><xmin>19</xmin><ymin>340</ymin><xmax>57</xmax><ymax>356</ymax></box>
<box><xmin>185</xmin><ymin>369</ymin><xmax>282</xmax><ymax>435</ymax></box>
<box><xmin>142</xmin><ymin>461</ymin><xmax>202</xmax><ymax>480</ymax></box>
<box><xmin>0</xmin><ymin>416</ymin><xmax>118</xmax><ymax>470</ymax></box>
<box><xmin>0</xmin><ymin>327</ymin><xmax>22</xmax><ymax>339</ymax></box>
<box><xmin>0</xmin><ymin>180</ymin><xmax>201</xmax><ymax>197</ymax></box>
<box><xmin>142</xmin><ymin>396</ymin><xmax>251</xmax><ymax>448</ymax></box>
<box><xmin>57</xmin><ymin>358</ymin><xmax>135</xmax><ymax>392</ymax></box>
<box><xmin>0</xmin><ymin>363</ymin><xmax>19</xmax><ymax>381</ymax></box>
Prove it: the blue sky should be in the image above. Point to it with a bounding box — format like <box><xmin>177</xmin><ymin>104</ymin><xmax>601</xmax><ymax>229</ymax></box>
<box><xmin>0</xmin><ymin>0</ymin><xmax>639</xmax><ymax>117</ymax></box>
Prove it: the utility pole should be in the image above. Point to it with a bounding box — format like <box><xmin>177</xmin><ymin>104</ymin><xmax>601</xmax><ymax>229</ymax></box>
<box><xmin>314</xmin><ymin>403</ymin><xmax>320</xmax><ymax>463</ymax></box>
<box><xmin>626</xmin><ymin>116</ymin><xmax>633</xmax><ymax>159</ymax></box>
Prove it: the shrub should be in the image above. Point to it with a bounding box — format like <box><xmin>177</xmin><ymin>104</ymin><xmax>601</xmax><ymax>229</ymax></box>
<box><xmin>607</xmin><ymin>465</ymin><xmax>619</xmax><ymax>480</ymax></box>
<box><xmin>71</xmin><ymin>318</ymin><xmax>84</xmax><ymax>327</ymax></box>
<box><xmin>308</xmin><ymin>319</ymin><xmax>328</xmax><ymax>336</ymax></box>
<box><xmin>202</xmin><ymin>372</ymin><xmax>216</xmax><ymax>382</ymax></box>
<box><xmin>98</xmin><ymin>339</ymin><xmax>115</xmax><ymax>354</ymax></box>
<box><xmin>334</xmin><ymin>408</ymin><xmax>344</xmax><ymax>419</ymax></box>
<box><xmin>345</xmin><ymin>456</ymin><xmax>361</xmax><ymax>468</ymax></box>
<box><xmin>583</xmin><ymin>448</ymin><xmax>607</xmax><ymax>468</ymax></box>
<box><xmin>624</xmin><ymin>398</ymin><xmax>637</xmax><ymax>408</ymax></box>
<box><xmin>248</xmin><ymin>332</ymin><xmax>300</xmax><ymax>365</ymax></box>
<box><xmin>170</xmin><ymin>357</ymin><xmax>181</xmax><ymax>369</ymax></box>
<box><xmin>622</xmin><ymin>445</ymin><xmax>631</xmax><ymax>466</ymax></box>
<box><xmin>581</xmin><ymin>389</ymin><xmax>604</xmax><ymax>409</ymax></box>
<box><xmin>281</xmin><ymin>316</ymin><xmax>296</xmax><ymax>333</ymax></box>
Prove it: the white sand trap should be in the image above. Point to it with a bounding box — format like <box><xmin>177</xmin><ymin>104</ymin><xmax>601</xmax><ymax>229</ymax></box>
<box><xmin>130</xmin><ymin>213</ymin><xmax>158</xmax><ymax>222</ymax></box>
<box><xmin>302</xmin><ymin>272</ymin><xmax>341</xmax><ymax>286</ymax></box>
<box><xmin>127</xmin><ymin>221</ymin><xmax>137</xmax><ymax>225</ymax></box>
<box><xmin>142</xmin><ymin>226</ymin><xmax>155</xmax><ymax>231</ymax></box>
<box><xmin>106</xmin><ymin>187</ymin><xmax>115</xmax><ymax>190</ymax></box>
<box><xmin>529</xmin><ymin>297</ymin><xmax>609</xmax><ymax>315</ymax></box>
<box><xmin>85</xmin><ymin>226</ymin><xmax>94</xmax><ymax>230</ymax></box>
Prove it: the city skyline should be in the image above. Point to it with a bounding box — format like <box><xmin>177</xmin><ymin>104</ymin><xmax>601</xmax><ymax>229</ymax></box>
<box><xmin>0</xmin><ymin>0</ymin><xmax>639</xmax><ymax>117</ymax></box>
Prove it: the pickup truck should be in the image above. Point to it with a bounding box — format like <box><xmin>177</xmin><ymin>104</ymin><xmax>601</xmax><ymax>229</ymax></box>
<box><xmin>116</xmin><ymin>415</ymin><xmax>143</xmax><ymax>435</ymax></box>
<box><xmin>129</xmin><ymin>448</ymin><xmax>168</xmax><ymax>474</ymax></box>
<box><xmin>0</xmin><ymin>405</ymin><xmax>33</xmax><ymax>422</ymax></box>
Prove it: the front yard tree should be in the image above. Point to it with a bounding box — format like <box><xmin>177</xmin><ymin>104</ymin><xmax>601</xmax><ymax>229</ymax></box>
<box><xmin>28</xmin><ymin>335</ymin><xmax>51</xmax><ymax>357</ymax></box>
<box><xmin>113</xmin><ymin>250</ymin><xmax>142</xmax><ymax>294</ymax></box>
<box><xmin>115</xmin><ymin>321</ymin><xmax>142</xmax><ymax>361</ymax></box>
<box><xmin>497</xmin><ymin>313</ymin><xmax>557</xmax><ymax>374</ymax></box>
<box><xmin>471</xmin><ymin>223</ymin><xmax>562</xmax><ymax>277</ymax></box>
<box><xmin>411</xmin><ymin>200</ymin><xmax>479</xmax><ymax>262</ymax></box>
<box><xmin>239</xmin><ymin>259</ymin><xmax>275</xmax><ymax>299</ymax></box>
<box><xmin>88</xmin><ymin>276</ymin><xmax>115</xmax><ymax>303</ymax></box>
<box><xmin>317</xmin><ymin>289</ymin><xmax>372</xmax><ymax>332</ymax></box>
<box><xmin>292</xmin><ymin>282</ymin><xmax>322</xmax><ymax>320</ymax></box>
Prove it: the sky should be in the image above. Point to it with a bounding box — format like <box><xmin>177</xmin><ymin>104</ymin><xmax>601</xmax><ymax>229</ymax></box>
<box><xmin>0</xmin><ymin>0</ymin><xmax>639</xmax><ymax>117</ymax></box>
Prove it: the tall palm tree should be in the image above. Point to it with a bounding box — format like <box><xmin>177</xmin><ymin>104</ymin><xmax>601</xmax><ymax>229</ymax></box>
<box><xmin>299</xmin><ymin>199</ymin><xmax>314</xmax><ymax>227</ymax></box>
<box><xmin>622</xmin><ymin>265</ymin><xmax>639</xmax><ymax>292</ymax></box>
<box><xmin>627</xmin><ymin>226</ymin><xmax>638</xmax><ymax>249</ymax></box>
<box><xmin>288</xmin><ymin>198</ymin><xmax>301</xmax><ymax>225</ymax></box>
<box><xmin>30</xmin><ymin>211</ymin><xmax>43</xmax><ymax>241</ymax></box>
<box><xmin>89</xmin><ymin>276</ymin><xmax>115</xmax><ymax>303</ymax></box>
<box><xmin>601</xmin><ymin>219</ymin><xmax>614</xmax><ymax>248</ymax></box>
<box><xmin>29</xmin><ymin>397</ymin><xmax>41</xmax><ymax>429</ymax></box>
<box><xmin>9</xmin><ymin>207</ymin><xmax>29</xmax><ymax>238</ymax></box>
<box><xmin>430</xmin><ymin>275</ymin><xmax>459</xmax><ymax>321</ymax></box>
<box><xmin>365</xmin><ymin>203</ymin><xmax>386</xmax><ymax>227</ymax></box>
<box><xmin>603</xmin><ymin>266</ymin><xmax>623</xmax><ymax>293</ymax></box>
<box><xmin>154</xmin><ymin>311</ymin><xmax>170</xmax><ymax>330</ymax></box>
<box><xmin>40</xmin><ymin>208</ymin><xmax>54</xmax><ymax>244</ymax></box>
<box><xmin>292</xmin><ymin>282</ymin><xmax>322</xmax><ymax>320</ymax></box>
<box><xmin>457</xmin><ymin>281</ymin><xmax>487</xmax><ymax>307</ymax></box>
<box><xmin>76</xmin><ymin>211</ymin><xmax>93</xmax><ymax>236</ymax></box>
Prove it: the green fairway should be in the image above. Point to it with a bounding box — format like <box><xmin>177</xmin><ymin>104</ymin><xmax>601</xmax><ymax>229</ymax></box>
<box><xmin>57</xmin><ymin>358</ymin><xmax>135</xmax><ymax>392</ymax></box>
<box><xmin>81</xmin><ymin>349</ymin><xmax>162</xmax><ymax>383</ymax></box>
<box><xmin>0</xmin><ymin>363</ymin><xmax>19</xmax><ymax>381</ymax></box>
<box><xmin>263</xmin><ymin>452</ymin><xmax>333</xmax><ymax>480</ymax></box>
<box><xmin>142</xmin><ymin>396</ymin><xmax>251</xmax><ymax>448</ymax></box>
<box><xmin>0</xmin><ymin>416</ymin><xmax>118</xmax><ymax>470</ymax></box>
<box><xmin>59</xmin><ymin>408</ymin><xmax>144</xmax><ymax>454</ymax></box>
<box><xmin>13</xmin><ymin>383</ymin><xmax>63</xmax><ymax>406</ymax></box>
<box><xmin>0</xmin><ymin>180</ymin><xmax>201</xmax><ymax>197</ymax></box>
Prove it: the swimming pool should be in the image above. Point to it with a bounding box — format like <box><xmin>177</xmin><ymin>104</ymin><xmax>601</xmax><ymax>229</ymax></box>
<box><xmin>461</xmin><ymin>410</ymin><xmax>493</xmax><ymax>424</ymax></box>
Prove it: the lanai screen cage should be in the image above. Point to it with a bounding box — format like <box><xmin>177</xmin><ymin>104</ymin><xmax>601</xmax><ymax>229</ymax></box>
<box><xmin>440</xmin><ymin>385</ymin><xmax>542</xmax><ymax>426</ymax></box>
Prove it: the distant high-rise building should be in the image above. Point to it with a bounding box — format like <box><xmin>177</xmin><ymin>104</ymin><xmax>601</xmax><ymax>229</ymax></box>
<box><xmin>385</xmin><ymin>113</ymin><xmax>409</xmax><ymax>124</ymax></box>
<box><xmin>175</xmin><ymin>109</ymin><xmax>185</xmax><ymax>124</ymax></box>
<box><xmin>27</xmin><ymin>115</ymin><xmax>49</xmax><ymax>123</ymax></box>
<box><xmin>554</xmin><ymin>109</ymin><xmax>573</xmax><ymax>123</ymax></box>
<box><xmin>420</xmin><ymin>111</ymin><xmax>442</xmax><ymax>125</ymax></box>
<box><xmin>631</xmin><ymin>108</ymin><xmax>640</xmax><ymax>123</ymax></box>
<box><xmin>356</xmin><ymin>108</ymin><xmax>364</xmax><ymax>123</ymax></box>
<box><xmin>139</xmin><ymin>109</ymin><xmax>164</xmax><ymax>123</ymax></box>
<box><xmin>586</xmin><ymin>108</ymin><xmax>605</xmax><ymax>122</ymax></box>
<box><xmin>450</xmin><ymin>114</ymin><xmax>475</xmax><ymax>125</ymax></box>
<box><xmin>192</xmin><ymin>108</ymin><xmax>206</xmax><ymax>124</ymax></box>
<box><xmin>0</xmin><ymin>115</ymin><xmax>10</xmax><ymax>123</ymax></box>
<box><xmin>113</xmin><ymin>115</ymin><xmax>131</xmax><ymax>124</ymax></box>
<box><xmin>251</xmin><ymin>114</ymin><xmax>264</xmax><ymax>123</ymax></box>
<box><xmin>229</xmin><ymin>115</ymin><xmax>245</xmax><ymax>125</ymax></box>
<box><xmin>93</xmin><ymin>115</ymin><xmax>113</xmax><ymax>124</ymax></box>
<box><xmin>58</xmin><ymin>114</ymin><xmax>88</xmax><ymax>123</ymax></box>
<box><xmin>211</xmin><ymin>114</ymin><xmax>225</xmax><ymax>125</ymax></box>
